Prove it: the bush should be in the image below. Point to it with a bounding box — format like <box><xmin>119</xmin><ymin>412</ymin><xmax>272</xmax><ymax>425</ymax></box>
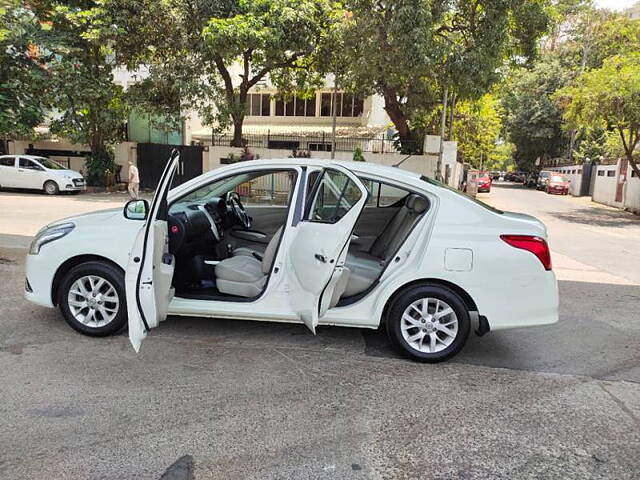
<box><xmin>85</xmin><ymin>147</ymin><xmax>117</xmax><ymax>186</ymax></box>
<box><xmin>353</xmin><ymin>147</ymin><xmax>365</xmax><ymax>162</ymax></box>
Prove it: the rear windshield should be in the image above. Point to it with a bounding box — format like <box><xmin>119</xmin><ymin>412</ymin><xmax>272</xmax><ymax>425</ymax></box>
<box><xmin>421</xmin><ymin>176</ymin><xmax>504</xmax><ymax>214</ymax></box>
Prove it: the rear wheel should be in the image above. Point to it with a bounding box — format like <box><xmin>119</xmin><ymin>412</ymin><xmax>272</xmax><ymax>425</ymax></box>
<box><xmin>386</xmin><ymin>285</ymin><xmax>470</xmax><ymax>363</ymax></box>
<box><xmin>44</xmin><ymin>180</ymin><xmax>59</xmax><ymax>195</ymax></box>
<box><xmin>58</xmin><ymin>261</ymin><xmax>127</xmax><ymax>336</ymax></box>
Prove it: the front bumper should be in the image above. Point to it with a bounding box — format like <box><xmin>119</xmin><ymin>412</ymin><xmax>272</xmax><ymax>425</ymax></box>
<box><xmin>24</xmin><ymin>251</ymin><xmax>58</xmax><ymax>308</ymax></box>
<box><xmin>61</xmin><ymin>182</ymin><xmax>86</xmax><ymax>192</ymax></box>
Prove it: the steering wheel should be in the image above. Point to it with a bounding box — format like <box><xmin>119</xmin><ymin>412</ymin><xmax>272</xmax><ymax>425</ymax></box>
<box><xmin>227</xmin><ymin>191</ymin><xmax>252</xmax><ymax>229</ymax></box>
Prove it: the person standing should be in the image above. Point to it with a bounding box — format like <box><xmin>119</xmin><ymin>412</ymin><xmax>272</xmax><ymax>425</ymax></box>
<box><xmin>127</xmin><ymin>161</ymin><xmax>140</xmax><ymax>200</ymax></box>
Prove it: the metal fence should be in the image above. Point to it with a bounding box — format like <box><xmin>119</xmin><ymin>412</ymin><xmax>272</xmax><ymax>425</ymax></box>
<box><xmin>210</xmin><ymin>133</ymin><xmax>422</xmax><ymax>154</ymax></box>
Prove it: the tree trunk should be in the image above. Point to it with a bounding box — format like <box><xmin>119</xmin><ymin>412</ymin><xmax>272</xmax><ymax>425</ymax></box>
<box><xmin>230</xmin><ymin>88</ymin><xmax>248</xmax><ymax>147</ymax></box>
<box><xmin>382</xmin><ymin>86</ymin><xmax>417</xmax><ymax>153</ymax></box>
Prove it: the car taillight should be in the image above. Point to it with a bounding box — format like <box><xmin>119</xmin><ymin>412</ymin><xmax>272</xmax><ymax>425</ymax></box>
<box><xmin>500</xmin><ymin>235</ymin><xmax>552</xmax><ymax>271</ymax></box>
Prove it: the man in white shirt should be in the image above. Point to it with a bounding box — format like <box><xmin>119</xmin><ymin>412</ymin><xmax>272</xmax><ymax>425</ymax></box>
<box><xmin>128</xmin><ymin>161</ymin><xmax>140</xmax><ymax>199</ymax></box>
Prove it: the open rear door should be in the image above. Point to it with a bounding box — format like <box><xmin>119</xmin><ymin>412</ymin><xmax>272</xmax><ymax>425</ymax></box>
<box><xmin>126</xmin><ymin>152</ymin><xmax>180</xmax><ymax>352</ymax></box>
<box><xmin>287</xmin><ymin>165</ymin><xmax>368</xmax><ymax>333</ymax></box>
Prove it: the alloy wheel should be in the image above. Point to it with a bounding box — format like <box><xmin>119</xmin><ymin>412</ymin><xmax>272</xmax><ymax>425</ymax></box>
<box><xmin>67</xmin><ymin>275</ymin><xmax>120</xmax><ymax>328</ymax></box>
<box><xmin>400</xmin><ymin>297</ymin><xmax>459</xmax><ymax>353</ymax></box>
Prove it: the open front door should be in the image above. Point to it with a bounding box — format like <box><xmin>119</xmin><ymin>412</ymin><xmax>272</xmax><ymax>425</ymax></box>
<box><xmin>287</xmin><ymin>165</ymin><xmax>368</xmax><ymax>333</ymax></box>
<box><xmin>126</xmin><ymin>152</ymin><xmax>180</xmax><ymax>352</ymax></box>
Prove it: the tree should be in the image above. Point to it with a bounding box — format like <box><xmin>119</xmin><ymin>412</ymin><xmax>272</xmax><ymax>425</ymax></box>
<box><xmin>0</xmin><ymin>1</ymin><xmax>50</xmax><ymax>140</ymax></box>
<box><xmin>113</xmin><ymin>0</ymin><xmax>341</xmax><ymax>146</ymax></box>
<box><xmin>32</xmin><ymin>1</ymin><xmax>128</xmax><ymax>184</ymax></box>
<box><xmin>556</xmin><ymin>53</ymin><xmax>640</xmax><ymax>178</ymax></box>
<box><xmin>501</xmin><ymin>58</ymin><xmax>570</xmax><ymax>170</ymax></box>
<box><xmin>453</xmin><ymin>94</ymin><xmax>503</xmax><ymax>169</ymax></box>
<box><xmin>342</xmin><ymin>0</ymin><xmax>549</xmax><ymax>152</ymax></box>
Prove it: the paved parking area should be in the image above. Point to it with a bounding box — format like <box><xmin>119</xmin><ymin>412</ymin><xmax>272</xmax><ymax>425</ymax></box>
<box><xmin>0</xmin><ymin>186</ymin><xmax>638</xmax><ymax>479</ymax></box>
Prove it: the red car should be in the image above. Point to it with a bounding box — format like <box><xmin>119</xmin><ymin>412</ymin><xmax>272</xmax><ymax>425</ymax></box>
<box><xmin>545</xmin><ymin>175</ymin><xmax>570</xmax><ymax>195</ymax></box>
<box><xmin>477</xmin><ymin>175</ymin><xmax>492</xmax><ymax>193</ymax></box>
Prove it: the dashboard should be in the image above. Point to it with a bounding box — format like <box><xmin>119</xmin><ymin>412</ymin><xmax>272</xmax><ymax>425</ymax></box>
<box><xmin>168</xmin><ymin>197</ymin><xmax>227</xmax><ymax>254</ymax></box>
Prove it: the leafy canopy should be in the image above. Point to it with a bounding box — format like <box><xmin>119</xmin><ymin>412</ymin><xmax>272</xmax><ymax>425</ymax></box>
<box><xmin>556</xmin><ymin>53</ymin><xmax>640</xmax><ymax>176</ymax></box>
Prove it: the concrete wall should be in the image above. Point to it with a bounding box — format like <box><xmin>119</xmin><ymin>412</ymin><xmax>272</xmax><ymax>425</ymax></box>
<box><xmin>592</xmin><ymin>160</ymin><xmax>640</xmax><ymax>213</ymax></box>
<box><xmin>204</xmin><ymin>139</ymin><xmax>462</xmax><ymax>188</ymax></box>
<box><xmin>8</xmin><ymin>139</ymin><xmax>137</xmax><ymax>175</ymax></box>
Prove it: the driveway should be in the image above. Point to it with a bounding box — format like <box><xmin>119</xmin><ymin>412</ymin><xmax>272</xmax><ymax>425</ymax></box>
<box><xmin>0</xmin><ymin>185</ymin><xmax>638</xmax><ymax>479</ymax></box>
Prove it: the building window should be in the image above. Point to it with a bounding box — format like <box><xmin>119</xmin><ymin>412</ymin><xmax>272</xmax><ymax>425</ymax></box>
<box><xmin>597</xmin><ymin>170</ymin><xmax>605</xmax><ymax>176</ymax></box>
<box><xmin>275</xmin><ymin>96</ymin><xmax>316</xmax><ymax>117</ymax></box>
<box><xmin>320</xmin><ymin>92</ymin><xmax>364</xmax><ymax>117</ymax></box>
<box><xmin>607</xmin><ymin>170</ymin><xmax>615</xmax><ymax>177</ymax></box>
<box><xmin>246</xmin><ymin>93</ymin><xmax>270</xmax><ymax>116</ymax></box>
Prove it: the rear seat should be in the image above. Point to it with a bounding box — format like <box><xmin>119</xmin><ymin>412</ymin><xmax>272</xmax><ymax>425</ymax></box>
<box><xmin>343</xmin><ymin>194</ymin><xmax>428</xmax><ymax>297</ymax></box>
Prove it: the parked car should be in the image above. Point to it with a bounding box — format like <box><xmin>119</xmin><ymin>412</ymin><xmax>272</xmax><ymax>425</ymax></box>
<box><xmin>0</xmin><ymin>155</ymin><xmax>85</xmax><ymax>194</ymax></box>
<box><xmin>536</xmin><ymin>170</ymin><xmax>553</xmax><ymax>190</ymax></box>
<box><xmin>523</xmin><ymin>173</ymin><xmax>537</xmax><ymax>188</ymax></box>
<box><xmin>545</xmin><ymin>174</ymin><xmax>570</xmax><ymax>195</ymax></box>
<box><xmin>24</xmin><ymin>156</ymin><xmax>558</xmax><ymax>363</ymax></box>
<box><xmin>477</xmin><ymin>174</ymin><xmax>492</xmax><ymax>193</ymax></box>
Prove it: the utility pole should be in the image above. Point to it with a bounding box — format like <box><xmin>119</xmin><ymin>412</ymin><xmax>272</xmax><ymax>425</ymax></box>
<box><xmin>331</xmin><ymin>72</ymin><xmax>338</xmax><ymax>160</ymax></box>
<box><xmin>435</xmin><ymin>86</ymin><xmax>448</xmax><ymax>181</ymax></box>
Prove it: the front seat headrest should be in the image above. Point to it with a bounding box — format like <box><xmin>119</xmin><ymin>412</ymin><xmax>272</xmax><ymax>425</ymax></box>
<box><xmin>405</xmin><ymin>194</ymin><xmax>428</xmax><ymax>214</ymax></box>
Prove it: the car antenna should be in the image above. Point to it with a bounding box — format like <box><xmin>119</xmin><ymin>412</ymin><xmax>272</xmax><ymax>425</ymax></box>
<box><xmin>392</xmin><ymin>154</ymin><xmax>412</xmax><ymax>168</ymax></box>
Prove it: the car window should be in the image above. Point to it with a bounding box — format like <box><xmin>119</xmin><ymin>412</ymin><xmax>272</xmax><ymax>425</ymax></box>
<box><xmin>379</xmin><ymin>182</ymin><xmax>408</xmax><ymax>206</ymax></box>
<box><xmin>19</xmin><ymin>158</ymin><xmax>41</xmax><ymax>170</ymax></box>
<box><xmin>307</xmin><ymin>169</ymin><xmax>362</xmax><ymax>224</ymax></box>
<box><xmin>0</xmin><ymin>157</ymin><xmax>15</xmax><ymax>167</ymax></box>
<box><xmin>36</xmin><ymin>157</ymin><xmax>66</xmax><ymax>170</ymax></box>
<box><xmin>169</xmin><ymin>169</ymin><xmax>297</xmax><ymax>213</ymax></box>
<box><xmin>233</xmin><ymin>171</ymin><xmax>296</xmax><ymax>206</ymax></box>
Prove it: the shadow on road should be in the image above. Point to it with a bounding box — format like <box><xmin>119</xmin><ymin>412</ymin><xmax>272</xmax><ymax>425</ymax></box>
<box><xmin>549</xmin><ymin>206</ymin><xmax>639</xmax><ymax>228</ymax></box>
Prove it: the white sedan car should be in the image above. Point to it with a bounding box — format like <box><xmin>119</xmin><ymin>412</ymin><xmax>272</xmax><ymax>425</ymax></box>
<box><xmin>0</xmin><ymin>154</ymin><xmax>86</xmax><ymax>194</ymax></box>
<box><xmin>24</xmin><ymin>155</ymin><xmax>558</xmax><ymax>362</ymax></box>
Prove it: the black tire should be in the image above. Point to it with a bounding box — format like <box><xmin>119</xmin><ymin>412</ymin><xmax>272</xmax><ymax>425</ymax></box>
<box><xmin>44</xmin><ymin>180</ymin><xmax>59</xmax><ymax>195</ymax></box>
<box><xmin>58</xmin><ymin>261</ymin><xmax>127</xmax><ymax>337</ymax></box>
<box><xmin>386</xmin><ymin>284</ymin><xmax>471</xmax><ymax>363</ymax></box>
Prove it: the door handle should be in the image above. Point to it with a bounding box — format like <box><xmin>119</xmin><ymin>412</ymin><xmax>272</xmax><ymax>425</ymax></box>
<box><xmin>314</xmin><ymin>254</ymin><xmax>327</xmax><ymax>263</ymax></box>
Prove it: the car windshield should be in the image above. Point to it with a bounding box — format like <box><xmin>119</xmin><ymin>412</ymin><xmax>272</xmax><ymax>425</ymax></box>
<box><xmin>551</xmin><ymin>175</ymin><xmax>566</xmax><ymax>182</ymax></box>
<box><xmin>421</xmin><ymin>176</ymin><xmax>503</xmax><ymax>214</ymax></box>
<box><xmin>539</xmin><ymin>171</ymin><xmax>551</xmax><ymax>178</ymax></box>
<box><xmin>36</xmin><ymin>157</ymin><xmax>66</xmax><ymax>170</ymax></box>
<box><xmin>171</xmin><ymin>171</ymin><xmax>284</xmax><ymax>208</ymax></box>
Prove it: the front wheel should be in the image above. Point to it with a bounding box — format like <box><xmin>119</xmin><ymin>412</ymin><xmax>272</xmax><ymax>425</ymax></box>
<box><xmin>58</xmin><ymin>261</ymin><xmax>127</xmax><ymax>336</ymax></box>
<box><xmin>386</xmin><ymin>285</ymin><xmax>470</xmax><ymax>363</ymax></box>
<box><xmin>44</xmin><ymin>180</ymin><xmax>59</xmax><ymax>195</ymax></box>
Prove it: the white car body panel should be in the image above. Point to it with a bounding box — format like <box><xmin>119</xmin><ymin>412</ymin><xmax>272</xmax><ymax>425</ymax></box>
<box><xmin>0</xmin><ymin>155</ymin><xmax>85</xmax><ymax>192</ymax></box>
<box><xmin>24</xmin><ymin>159</ymin><xmax>558</xmax><ymax>343</ymax></box>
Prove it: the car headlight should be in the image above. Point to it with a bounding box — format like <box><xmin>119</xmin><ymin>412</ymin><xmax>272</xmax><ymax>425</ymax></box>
<box><xmin>29</xmin><ymin>223</ymin><xmax>75</xmax><ymax>255</ymax></box>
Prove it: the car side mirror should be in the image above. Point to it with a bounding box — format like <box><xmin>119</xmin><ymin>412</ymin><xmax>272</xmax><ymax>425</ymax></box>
<box><xmin>124</xmin><ymin>199</ymin><xmax>149</xmax><ymax>220</ymax></box>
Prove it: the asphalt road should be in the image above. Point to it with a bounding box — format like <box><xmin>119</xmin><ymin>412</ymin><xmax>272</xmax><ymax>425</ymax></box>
<box><xmin>0</xmin><ymin>186</ymin><xmax>638</xmax><ymax>479</ymax></box>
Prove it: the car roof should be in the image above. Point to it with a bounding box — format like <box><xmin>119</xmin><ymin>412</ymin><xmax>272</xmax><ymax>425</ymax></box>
<box><xmin>229</xmin><ymin>158</ymin><xmax>422</xmax><ymax>182</ymax></box>
<box><xmin>0</xmin><ymin>154</ymin><xmax>46</xmax><ymax>160</ymax></box>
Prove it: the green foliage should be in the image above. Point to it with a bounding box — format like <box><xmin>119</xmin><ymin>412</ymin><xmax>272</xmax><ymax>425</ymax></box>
<box><xmin>34</xmin><ymin>1</ymin><xmax>128</xmax><ymax>154</ymax></box>
<box><xmin>556</xmin><ymin>53</ymin><xmax>640</xmax><ymax>176</ymax></box>
<box><xmin>112</xmin><ymin>0</ymin><xmax>341</xmax><ymax>146</ymax></box>
<box><xmin>0</xmin><ymin>1</ymin><xmax>51</xmax><ymax>138</ymax></box>
<box><xmin>84</xmin><ymin>146</ymin><xmax>117</xmax><ymax>186</ymax></box>
<box><xmin>453</xmin><ymin>94</ymin><xmax>503</xmax><ymax>169</ymax></box>
<box><xmin>352</xmin><ymin>146</ymin><xmax>365</xmax><ymax>162</ymax></box>
<box><xmin>501</xmin><ymin>57</ymin><xmax>570</xmax><ymax>170</ymax></box>
<box><xmin>342</xmin><ymin>0</ymin><xmax>549</xmax><ymax>149</ymax></box>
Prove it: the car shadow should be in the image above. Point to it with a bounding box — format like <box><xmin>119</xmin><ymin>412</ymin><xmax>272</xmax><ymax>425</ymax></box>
<box><xmin>157</xmin><ymin>279</ymin><xmax>640</xmax><ymax>383</ymax></box>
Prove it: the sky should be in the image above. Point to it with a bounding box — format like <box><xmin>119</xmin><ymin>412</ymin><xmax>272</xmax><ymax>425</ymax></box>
<box><xmin>595</xmin><ymin>0</ymin><xmax>637</xmax><ymax>11</ymax></box>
